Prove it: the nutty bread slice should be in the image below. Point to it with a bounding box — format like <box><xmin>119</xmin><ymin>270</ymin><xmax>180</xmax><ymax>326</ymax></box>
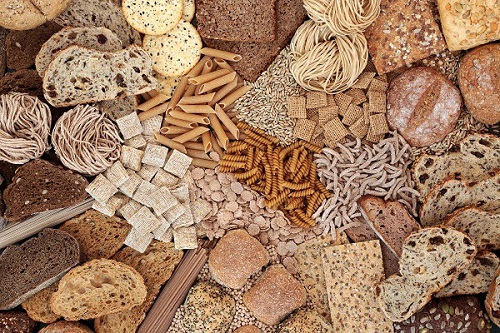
<box><xmin>43</xmin><ymin>45</ymin><xmax>156</xmax><ymax>107</ymax></box>
<box><xmin>486</xmin><ymin>267</ymin><xmax>500</xmax><ymax>327</ymax></box>
<box><xmin>50</xmin><ymin>258</ymin><xmax>147</xmax><ymax>321</ymax></box>
<box><xmin>0</xmin><ymin>228</ymin><xmax>81</xmax><ymax>310</ymax></box>
<box><xmin>39</xmin><ymin>321</ymin><xmax>93</xmax><ymax>333</ymax></box>
<box><xmin>444</xmin><ymin>206</ymin><xmax>500</xmax><ymax>251</ymax></box>
<box><xmin>2</xmin><ymin>159</ymin><xmax>89</xmax><ymax>223</ymax></box>
<box><xmin>436</xmin><ymin>251</ymin><xmax>500</xmax><ymax>298</ymax></box>
<box><xmin>412</xmin><ymin>132</ymin><xmax>500</xmax><ymax>198</ymax></box>
<box><xmin>278</xmin><ymin>309</ymin><xmax>334</xmax><ymax>333</ymax></box>
<box><xmin>419</xmin><ymin>170</ymin><xmax>500</xmax><ymax>226</ymax></box>
<box><xmin>22</xmin><ymin>284</ymin><xmax>60</xmax><ymax>324</ymax></box>
<box><xmin>358</xmin><ymin>195</ymin><xmax>420</xmax><ymax>257</ymax></box>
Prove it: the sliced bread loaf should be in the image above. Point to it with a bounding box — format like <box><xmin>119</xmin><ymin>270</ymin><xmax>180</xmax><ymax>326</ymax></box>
<box><xmin>358</xmin><ymin>195</ymin><xmax>421</xmax><ymax>257</ymax></box>
<box><xmin>22</xmin><ymin>284</ymin><xmax>60</xmax><ymax>324</ymax></box>
<box><xmin>59</xmin><ymin>209</ymin><xmax>131</xmax><ymax>261</ymax></box>
<box><xmin>444</xmin><ymin>206</ymin><xmax>500</xmax><ymax>251</ymax></box>
<box><xmin>436</xmin><ymin>251</ymin><xmax>500</xmax><ymax>297</ymax></box>
<box><xmin>54</xmin><ymin>0</ymin><xmax>141</xmax><ymax>46</ymax></box>
<box><xmin>50</xmin><ymin>258</ymin><xmax>147</xmax><ymax>321</ymax></box>
<box><xmin>98</xmin><ymin>95</ymin><xmax>138</xmax><ymax>121</ymax></box>
<box><xmin>36</xmin><ymin>27</ymin><xmax>123</xmax><ymax>77</ymax></box>
<box><xmin>0</xmin><ymin>311</ymin><xmax>36</xmax><ymax>333</ymax></box>
<box><xmin>485</xmin><ymin>267</ymin><xmax>500</xmax><ymax>326</ymax></box>
<box><xmin>0</xmin><ymin>69</ymin><xmax>43</xmax><ymax>97</ymax></box>
<box><xmin>43</xmin><ymin>45</ymin><xmax>156</xmax><ymax>107</ymax></box>
<box><xmin>412</xmin><ymin>132</ymin><xmax>500</xmax><ymax>198</ymax></box>
<box><xmin>2</xmin><ymin>159</ymin><xmax>89</xmax><ymax>223</ymax></box>
<box><xmin>0</xmin><ymin>228</ymin><xmax>81</xmax><ymax>310</ymax></box>
<box><xmin>419</xmin><ymin>170</ymin><xmax>500</xmax><ymax>226</ymax></box>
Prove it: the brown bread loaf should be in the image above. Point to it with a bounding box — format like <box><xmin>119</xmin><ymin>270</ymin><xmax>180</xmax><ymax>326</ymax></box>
<box><xmin>0</xmin><ymin>69</ymin><xmax>43</xmax><ymax>97</ymax></box>
<box><xmin>39</xmin><ymin>321</ymin><xmax>94</xmax><ymax>333</ymax></box>
<box><xmin>0</xmin><ymin>311</ymin><xmax>36</xmax><ymax>333</ymax></box>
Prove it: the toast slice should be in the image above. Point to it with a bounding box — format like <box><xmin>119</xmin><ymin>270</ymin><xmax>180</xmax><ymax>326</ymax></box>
<box><xmin>419</xmin><ymin>170</ymin><xmax>500</xmax><ymax>226</ymax></box>
<box><xmin>358</xmin><ymin>195</ymin><xmax>421</xmax><ymax>257</ymax></box>
<box><xmin>3</xmin><ymin>159</ymin><xmax>89</xmax><ymax>223</ymax></box>
<box><xmin>43</xmin><ymin>45</ymin><xmax>156</xmax><ymax>107</ymax></box>
<box><xmin>0</xmin><ymin>228</ymin><xmax>81</xmax><ymax>310</ymax></box>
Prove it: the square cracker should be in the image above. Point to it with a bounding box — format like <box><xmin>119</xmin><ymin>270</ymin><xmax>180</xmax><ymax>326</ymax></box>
<box><xmin>141</xmin><ymin>115</ymin><xmax>163</xmax><ymax>137</ymax></box>
<box><xmin>287</xmin><ymin>96</ymin><xmax>307</xmax><ymax>119</ymax></box>
<box><xmin>124</xmin><ymin>227</ymin><xmax>153</xmax><ymax>253</ymax></box>
<box><xmin>85</xmin><ymin>174</ymin><xmax>117</xmax><ymax>204</ymax></box>
<box><xmin>321</xmin><ymin>240</ymin><xmax>393</xmax><ymax>332</ymax></box>
<box><xmin>294</xmin><ymin>118</ymin><xmax>316</xmax><ymax>142</ymax></box>
<box><xmin>104</xmin><ymin>160</ymin><xmax>129</xmax><ymax>188</ymax></box>
<box><xmin>119</xmin><ymin>169</ymin><xmax>143</xmax><ymax>197</ymax></box>
<box><xmin>305</xmin><ymin>91</ymin><xmax>328</xmax><ymax>109</ymax></box>
<box><xmin>173</xmin><ymin>225</ymin><xmax>198</xmax><ymax>250</ymax></box>
<box><xmin>142</xmin><ymin>143</ymin><xmax>169</xmax><ymax>167</ymax></box>
<box><xmin>323</xmin><ymin>117</ymin><xmax>350</xmax><ymax>144</ymax></box>
<box><xmin>115</xmin><ymin>112</ymin><xmax>143</xmax><ymax>140</ymax></box>
<box><xmin>128</xmin><ymin>206</ymin><xmax>162</xmax><ymax>234</ymax></box>
<box><xmin>120</xmin><ymin>145</ymin><xmax>144</xmax><ymax>171</ymax></box>
<box><xmin>164</xmin><ymin>150</ymin><xmax>192</xmax><ymax>178</ymax></box>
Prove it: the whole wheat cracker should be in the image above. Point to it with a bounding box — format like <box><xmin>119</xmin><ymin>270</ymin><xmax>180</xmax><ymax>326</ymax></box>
<box><xmin>120</xmin><ymin>146</ymin><xmax>144</xmax><ymax>171</ymax></box>
<box><xmin>305</xmin><ymin>91</ymin><xmax>328</xmax><ymax>109</ymax></box>
<box><xmin>342</xmin><ymin>104</ymin><xmax>363</xmax><ymax>126</ymax></box>
<box><xmin>287</xmin><ymin>96</ymin><xmax>307</xmax><ymax>119</ymax></box>
<box><xmin>294</xmin><ymin>118</ymin><xmax>316</xmax><ymax>142</ymax></box>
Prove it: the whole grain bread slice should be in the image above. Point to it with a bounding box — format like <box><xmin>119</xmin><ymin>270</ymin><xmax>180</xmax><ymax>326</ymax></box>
<box><xmin>36</xmin><ymin>27</ymin><xmax>123</xmax><ymax>77</ymax></box>
<box><xmin>3</xmin><ymin>159</ymin><xmax>89</xmax><ymax>223</ymax></box>
<box><xmin>0</xmin><ymin>69</ymin><xmax>43</xmax><ymax>97</ymax></box>
<box><xmin>43</xmin><ymin>45</ymin><xmax>155</xmax><ymax>107</ymax></box>
<box><xmin>419</xmin><ymin>170</ymin><xmax>500</xmax><ymax>226</ymax></box>
<box><xmin>358</xmin><ymin>195</ymin><xmax>421</xmax><ymax>257</ymax></box>
<box><xmin>54</xmin><ymin>0</ymin><xmax>141</xmax><ymax>46</ymax></box>
<box><xmin>444</xmin><ymin>206</ymin><xmax>500</xmax><ymax>251</ymax></box>
<box><xmin>0</xmin><ymin>228</ymin><xmax>81</xmax><ymax>310</ymax></box>
<box><xmin>21</xmin><ymin>284</ymin><xmax>60</xmax><ymax>324</ymax></box>
<box><xmin>50</xmin><ymin>258</ymin><xmax>147</xmax><ymax>321</ymax></box>
<box><xmin>486</xmin><ymin>267</ymin><xmax>500</xmax><ymax>326</ymax></box>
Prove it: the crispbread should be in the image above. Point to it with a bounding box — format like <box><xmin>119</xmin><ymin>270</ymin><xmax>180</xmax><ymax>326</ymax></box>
<box><xmin>143</xmin><ymin>20</ymin><xmax>202</xmax><ymax>77</ymax></box>
<box><xmin>321</xmin><ymin>240</ymin><xmax>392</xmax><ymax>332</ymax></box>
<box><xmin>294</xmin><ymin>232</ymin><xmax>349</xmax><ymax>322</ymax></box>
<box><xmin>122</xmin><ymin>0</ymin><xmax>183</xmax><ymax>35</ymax></box>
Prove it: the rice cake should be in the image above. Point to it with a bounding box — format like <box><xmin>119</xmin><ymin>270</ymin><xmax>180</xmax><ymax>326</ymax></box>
<box><xmin>321</xmin><ymin>240</ymin><xmax>393</xmax><ymax>333</ymax></box>
<box><xmin>122</xmin><ymin>0</ymin><xmax>183</xmax><ymax>35</ymax></box>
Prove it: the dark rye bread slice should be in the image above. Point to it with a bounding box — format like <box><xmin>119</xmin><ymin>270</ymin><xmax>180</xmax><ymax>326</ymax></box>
<box><xmin>196</xmin><ymin>0</ymin><xmax>277</xmax><ymax>42</ymax></box>
<box><xmin>358</xmin><ymin>195</ymin><xmax>421</xmax><ymax>257</ymax></box>
<box><xmin>0</xmin><ymin>69</ymin><xmax>43</xmax><ymax>97</ymax></box>
<box><xmin>203</xmin><ymin>0</ymin><xmax>307</xmax><ymax>81</ymax></box>
<box><xmin>3</xmin><ymin>159</ymin><xmax>89</xmax><ymax>223</ymax></box>
<box><xmin>0</xmin><ymin>27</ymin><xmax>6</xmax><ymax>76</ymax></box>
<box><xmin>0</xmin><ymin>228</ymin><xmax>81</xmax><ymax>310</ymax></box>
<box><xmin>0</xmin><ymin>311</ymin><xmax>36</xmax><ymax>333</ymax></box>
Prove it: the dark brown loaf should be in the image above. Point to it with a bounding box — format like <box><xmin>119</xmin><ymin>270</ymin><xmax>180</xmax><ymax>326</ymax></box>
<box><xmin>0</xmin><ymin>28</ymin><xmax>6</xmax><ymax>76</ymax></box>
<box><xmin>386</xmin><ymin>67</ymin><xmax>462</xmax><ymax>147</ymax></box>
<box><xmin>0</xmin><ymin>69</ymin><xmax>43</xmax><ymax>97</ymax></box>
<box><xmin>0</xmin><ymin>228</ymin><xmax>81</xmax><ymax>310</ymax></box>
<box><xmin>196</xmin><ymin>0</ymin><xmax>277</xmax><ymax>42</ymax></box>
<box><xmin>0</xmin><ymin>311</ymin><xmax>36</xmax><ymax>333</ymax></box>
<box><xmin>458</xmin><ymin>43</ymin><xmax>500</xmax><ymax>125</ymax></box>
<box><xmin>2</xmin><ymin>159</ymin><xmax>89</xmax><ymax>222</ymax></box>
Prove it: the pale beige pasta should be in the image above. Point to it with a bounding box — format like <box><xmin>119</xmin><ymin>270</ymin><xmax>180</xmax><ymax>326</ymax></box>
<box><xmin>166</xmin><ymin>76</ymin><xmax>189</xmax><ymax>112</ymax></box>
<box><xmin>172</xmin><ymin>126</ymin><xmax>210</xmax><ymax>143</ymax></box>
<box><xmin>154</xmin><ymin>132</ymin><xmax>188</xmax><ymax>154</ymax></box>
<box><xmin>200</xmin><ymin>47</ymin><xmax>242</xmax><ymax>62</ymax></box>
<box><xmin>213</xmin><ymin>58</ymin><xmax>234</xmax><ymax>71</ymax></box>
<box><xmin>191</xmin><ymin>157</ymin><xmax>218</xmax><ymax>169</ymax></box>
<box><xmin>186</xmin><ymin>148</ymin><xmax>210</xmax><ymax>160</ymax></box>
<box><xmin>208</xmin><ymin>114</ymin><xmax>229</xmax><ymax>149</ymax></box>
<box><xmin>199</xmin><ymin>71</ymin><xmax>237</xmax><ymax>94</ymax></box>
<box><xmin>163</xmin><ymin>115</ymin><xmax>197</xmax><ymax>129</ymax></box>
<box><xmin>177</xmin><ymin>104</ymin><xmax>216</xmax><ymax>114</ymax></box>
<box><xmin>169</xmin><ymin>110</ymin><xmax>210</xmax><ymax>124</ymax></box>
<box><xmin>184</xmin><ymin>141</ymin><xmax>206</xmax><ymax>151</ymax></box>
<box><xmin>218</xmin><ymin>85</ymin><xmax>252</xmax><ymax>109</ymax></box>
<box><xmin>290</xmin><ymin>20</ymin><xmax>336</xmax><ymax>58</ymax></box>
<box><xmin>214</xmin><ymin>104</ymin><xmax>239</xmax><ymax>139</ymax></box>
<box><xmin>188</xmin><ymin>68</ymin><xmax>230</xmax><ymax>85</ymax></box>
<box><xmin>187</xmin><ymin>55</ymin><xmax>210</xmax><ymax>77</ymax></box>
<box><xmin>137</xmin><ymin>93</ymin><xmax>169</xmax><ymax>111</ymax></box>
<box><xmin>201</xmin><ymin>131</ymin><xmax>212</xmax><ymax>153</ymax></box>
<box><xmin>178</xmin><ymin>92</ymin><xmax>216</xmax><ymax>105</ymax></box>
<box><xmin>138</xmin><ymin>102</ymin><xmax>168</xmax><ymax>121</ymax></box>
<box><xmin>160</xmin><ymin>125</ymin><xmax>190</xmax><ymax>135</ymax></box>
<box><xmin>208</xmin><ymin>77</ymin><xmax>238</xmax><ymax>106</ymax></box>
<box><xmin>148</xmin><ymin>89</ymin><xmax>159</xmax><ymax>97</ymax></box>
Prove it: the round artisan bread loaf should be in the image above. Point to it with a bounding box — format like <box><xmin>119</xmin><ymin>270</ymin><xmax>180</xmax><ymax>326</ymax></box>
<box><xmin>0</xmin><ymin>0</ymin><xmax>71</xmax><ymax>30</ymax></box>
<box><xmin>458</xmin><ymin>43</ymin><xmax>500</xmax><ymax>125</ymax></box>
<box><xmin>386</xmin><ymin>67</ymin><xmax>462</xmax><ymax>147</ymax></box>
<box><xmin>39</xmin><ymin>320</ymin><xmax>93</xmax><ymax>333</ymax></box>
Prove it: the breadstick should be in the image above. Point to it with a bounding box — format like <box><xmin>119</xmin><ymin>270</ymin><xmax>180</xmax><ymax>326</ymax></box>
<box><xmin>209</xmin><ymin>114</ymin><xmax>229</xmax><ymax>149</ymax></box>
<box><xmin>138</xmin><ymin>102</ymin><xmax>169</xmax><ymax>121</ymax></box>
<box><xmin>154</xmin><ymin>132</ymin><xmax>188</xmax><ymax>154</ymax></box>
<box><xmin>178</xmin><ymin>92</ymin><xmax>216</xmax><ymax>105</ymax></box>
<box><xmin>199</xmin><ymin>72</ymin><xmax>237</xmax><ymax>94</ymax></box>
<box><xmin>208</xmin><ymin>77</ymin><xmax>238</xmax><ymax>106</ymax></box>
<box><xmin>188</xmin><ymin>69</ymin><xmax>230</xmax><ymax>85</ymax></box>
<box><xmin>159</xmin><ymin>125</ymin><xmax>190</xmax><ymax>135</ymax></box>
<box><xmin>200</xmin><ymin>47</ymin><xmax>242</xmax><ymax>62</ymax></box>
<box><xmin>201</xmin><ymin>131</ymin><xmax>212</xmax><ymax>153</ymax></box>
<box><xmin>137</xmin><ymin>93</ymin><xmax>168</xmax><ymax>111</ymax></box>
<box><xmin>166</xmin><ymin>76</ymin><xmax>189</xmax><ymax>112</ymax></box>
<box><xmin>215</xmin><ymin>104</ymin><xmax>239</xmax><ymax>139</ymax></box>
<box><xmin>177</xmin><ymin>104</ymin><xmax>216</xmax><ymax>114</ymax></box>
<box><xmin>191</xmin><ymin>157</ymin><xmax>218</xmax><ymax>169</ymax></box>
<box><xmin>163</xmin><ymin>116</ymin><xmax>197</xmax><ymax>129</ymax></box>
<box><xmin>172</xmin><ymin>126</ymin><xmax>209</xmax><ymax>143</ymax></box>
<box><xmin>218</xmin><ymin>85</ymin><xmax>251</xmax><ymax>109</ymax></box>
<box><xmin>169</xmin><ymin>110</ymin><xmax>210</xmax><ymax>125</ymax></box>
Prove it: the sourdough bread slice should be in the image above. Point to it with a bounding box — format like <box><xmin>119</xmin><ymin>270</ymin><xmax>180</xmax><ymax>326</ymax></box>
<box><xmin>43</xmin><ymin>45</ymin><xmax>156</xmax><ymax>107</ymax></box>
<box><xmin>412</xmin><ymin>132</ymin><xmax>500</xmax><ymax>198</ymax></box>
<box><xmin>436</xmin><ymin>251</ymin><xmax>500</xmax><ymax>297</ymax></box>
<box><xmin>358</xmin><ymin>195</ymin><xmax>421</xmax><ymax>257</ymax></box>
<box><xmin>485</xmin><ymin>267</ymin><xmax>500</xmax><ymax>326</ymax></box>
<box><xmin>94</xmin><ymin>241</ymin><xmax>183</xmax><ymax>333</ymax></box>
<box><xmin>50</xmin><ymin>258</ymin><xmax>147</xmax><ymax>321</ymax></box>
<box><xmin>36</xmin><ymin>27</ymin><xmax>123</xmax><ymax>77</ymax></box>
<box><xmin>444</xmin><ymin>206</ymin><xmax>500</xmax><ymax>251</ymax></box>
<box><xmin>419</xmin><ymin>170</ymin><xmax>500</xmax><ymax>226</ymax></box>
<box><xmin>2</xmin><ymin>159</ymin><xmax>89</xmax><ymax>222</ymax></box>
<box><xmin>0</xmin><ymin>228</ymin><xmax>81</xmax><ymax>310</ymax></box>
<box><xmin>54</xmin><ymin>0</ymin><xmax>141</xmax><ymax>46</ymax></box>
<box><xmin>22</xmin><ymin>284</ymin><xmax>60</xmax><ymax>324</ymax></box>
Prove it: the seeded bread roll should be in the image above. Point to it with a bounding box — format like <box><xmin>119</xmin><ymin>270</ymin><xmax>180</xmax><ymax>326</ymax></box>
<box><xmin>36</xmin><ymin>27</ymin><xmax>123</xmax><ymax>78</ymax></box>
<box><xmin>39</xmin><ymin>320</ymin><xmax>93</xmax><ymax>333</ymax></box>
<box><xmin>0</xmin><ymin>228</ymin><xmax>81</xmax><ymax>310</ymax></box>
<box><xmin>0</xmin><ymin>311</ymin><xmax>36</xmax><ymax>333</ymax></box>
<box><xmin>50</xmin><ymin>258</ymin><xmax>147</xmax><ymax>321</ymax></box>
<box><xmin>43</xmin><ymin>45</ymin><xmax>156</xmax><ymax>107</ymax></box>
<box><xmin>486</xmin><ymin>267</ymin><xmax>500</xmax><ymax>326</ymax></box>
<box><xmin>278</xmin><ymin>309</ymin><xmax>334</xmax><ymax>333</ymax></box>
<box><xmin>386</xmin><ymin>67</ymin><xmax>462</xmax><ymax>147</ymax></box>
<box><xmin>458</xmin><ymin>43</ymin><xmax>500</xmax><ymax>125</ymax></box>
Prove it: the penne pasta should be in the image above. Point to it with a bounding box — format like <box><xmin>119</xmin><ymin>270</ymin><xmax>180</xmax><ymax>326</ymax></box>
<box><xmin>137</xmin><ymin>92</ymin><xmax>168</xmax><ymax>111</ymax></box>
<box><xmin>177</xmin><ymin>104</ymin><xmax>216</xmax><ymax>114</ymax></box>
<box><xmin>172</xmin><ymin>126</ymin><xmax>210</xmax><ymax>143</ymax></box>
<box><xmin>208</xmin><ymin>77</ymin><xmax>238</xmax><ymax>106</ymax></box>
<box><xmin>199</xmin><ymin>72</ymin><xmax>237</xmax><ymax>94</ymax></box>
<box><xmin>188</xmin><ymin>68</ymin><xmax>230</xmax><ymax>85</ymax></box>
<box><xmin>201</xmin><ymin>131</ymin><xmax>212</xmax><ymax>153</ymax></box>
<box><xmin>163</xmin><ymin>116</ymin><xmax>197</xmax><ymax>129</ymax></box>
<box><xmin>200</xmin><ymin>47</ymin><xmax>242</xmax><ymax>62</ymax></box>
<box><xmin>218</xmin><ymin>85</ymin><xmax>251</xmax><ymax>109</ymax></box>
<box><xmin>191</xmin><ymin>157</ymin><xmax>218</xmax><ymax>169</ymax></box>
<box><xmin>169</xmin><ymin>110</ymin><xmax>210</xmax><ymax>125</ymax></box>
<box><xmin>166</xmin><ymin>76</ymin><xmax>189</xmax><ymax>112</ymax></box>
<box><xmin>159</xmin><ymin>125</ymin><xmax>189</xmax><ymax>135</ymax></box>
<box><xmin>208</xmin><ymin>114</ymin><xmax>229</xmax><ymax>149</ymax></box>
<box><xmin>210</xmin><ymin>132</ymin><xmax>224</xmax><ymax>158</ymax></box>
<box><xmin>148</xmin><ymin>89</ymin><xmax>159</xmax><ymax>97</ymax></box>
<box><xmin>215</xmin><ymin>104</ymin><xmax>239</xmax><ymax>139</ymax></box>
<box><xmin>184</xmin><ymin>141</ymin><xmax>206</xmax><ymax>151</ymax></box>
<box><xmin>186</xmin><ymin>148</ymin><xmax>211</xmax><ymax>160</ymax></box>
<box><xmin>178</xmin><ymin>92</ymin><xmax>216</xmax><ymax>105</ymax></box>
<box><xmin>138</xmin><ymin>102</ymin><xmax>169</xmax><ymax>121</ymax></box>
<box><xmin>187</xmin><ymin>55</ymin><xmax>210</xmax><ymax>77</ymax></box>
<box><xmin>213</xmin><ymin>58</ymin><xmax>234</xmax><ymax>71</ymax></box>
<box><xmin>154</xmin><ymin>132</ymin><xmax>187</xmax><ymax>154</ymax></box>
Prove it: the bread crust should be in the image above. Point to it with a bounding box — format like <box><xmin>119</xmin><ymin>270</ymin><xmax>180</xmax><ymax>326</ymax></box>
<box><xmin>485</xmin><ymin>267</ymin><xmax>500</xmax><ymax>326</ymax></box>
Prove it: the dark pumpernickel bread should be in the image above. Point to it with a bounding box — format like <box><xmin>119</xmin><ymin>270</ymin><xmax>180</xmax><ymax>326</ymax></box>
<box><xmin>0</xmin><ymin>27</ymin><xmax>6</xmax><ymax>77</ymax></box>
<box><xmin>196</xmin><ymin>0</ymin><xmax>277</xmax><ymax>43</ymax></box>
<box><xmin>0</xmin><ymin>311</ymin><xmax>36</xmax><ymax>333</ymax></box>
<box><xmin>0</xmin><ymin>228</ymin><xmax>81</xmax><ymax>310</ymax></box>
<box><xmin>203</xmin><ymin>0</ymin><xmax>306</xmax><ymax>81</ymax></box>
<box><xmin>2</xmin><ymin>159</ymin><xmax>89</xmax><ymax>222</ymax></box>
<box><xmin>0</xmin><ymin>69</ymin><xmax>43</xmax><ymax>97</ymax></box>
<box><xmin>5</xmin><ymin>21</ymin><xmax>61</xmax><ymax>70</ymax></box>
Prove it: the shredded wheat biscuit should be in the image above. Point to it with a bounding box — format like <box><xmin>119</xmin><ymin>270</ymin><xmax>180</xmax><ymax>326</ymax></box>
<box><xmin>333</xmin><ymin>93</ymin><xmax>353</xmax><ymax>116</ymax></box>
<box><xmin>118</xmin><ymin>199</ymin><xmax>143</xmax><ymax>220</ymax></box>
<box><xmin>137</xmin><ymin>164</ymin><xmax>160</xmax><ymax>181</ymax></box>
<box><xmin>323</xmin><ymin>117</ymin><xmax>350</xmax><ymax>144</ymax></box>
<box><xmin>124</xmin><ymin>134</ymin><xmax>147</xmax><ymax>149</ymax></box>
<box><xmin>294</xmin><ymin>118</ymin><xmax>317</xmax><ymax>142</ymax></box>
<box><xmin>151</xmin><ymin>168</ymin><xmax>179</xmax><ymax>187</ymax></box>
<box><xmin>128</xmin><ymin>205</ymin><xmax>162</xmax><ymax>234</ymax></box>
<box><xmin>120</xmin><ymin>145</ymin><xmax>144</xmax><ymax>171</ymax></box>
<box><xmin>141</xmin><ymin>115</ymin><xmax>163</xmax><ymax>136</ymax></box>
<box><xmin>305</xmin><ymin>91</ymin><xmax>328</xmax><ymax>109</ymax></box>
<box><xmin>369</xmin><ymin>113</ymin><xmax>389</xmax><ymax>136</ymax></box>
<box><xmin>86</xmin><ymin>174</ymin><xmax>118</xmax><ymax>204</ymax></box>
<box><xmin>119</xmin><ymin>170</ymin><xmax>143</xmax><ymax>197</ymax></box>
<box><xmin>132</xmin><ymin>180</ymin><xmax>159</xmax><ymax>207</ymax></box>
<box><xmin>142</xmin><ymin>143</ymin><xmax>169</xmax><ymax>167</ymax></box>
<box><xmin>116</xmin><ymin>112</ymin><xmax>143</xmax><ymax>140</ymax></box>
<box><xmin>287</xmin><ymin>96</ymin><xmax>307</xmax><ymax>119</ymax></box>
<box><xmin>124</xmin><ymin>227</ymin><xmax>154</xmax><ymax>253</ymax></box>
<box><xmin>351</xmin><ymin>72</ymin><xmax>376</xmax><ymax>89</ymax></box>
<box><xmin>173</xmin><ymin>225</ymin><xmax>198</xmax><ymax>249</ymax></box>
<box><xmin>342</xmin><ymin>104</ymin><xmax>364</xmax><ymax>126</ymax></box>
<box><xmin>164</xmin><ymin>150</ymin><xmax>193</xmax><ymax>178</ymax></box>
<box><xmin>104</xmin><ymin>160</ymin><xmax>130</xmax><ymax>188</ymax></box>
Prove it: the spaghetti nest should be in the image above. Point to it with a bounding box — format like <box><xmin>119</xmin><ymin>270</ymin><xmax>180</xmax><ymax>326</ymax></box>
<box><xmin>52</xmin><ymin>104</ymin><xmax>122</xmax><ymax>176</ymax></box>
<box><xmin>0</xmin><ymin>92</ymin><xmax>52</xmax><ymax>164</ymax></box>
<box><xmin>290</xmin><ymin>20</ymin><xmax>368</xmax><ymax>94</ymax></box>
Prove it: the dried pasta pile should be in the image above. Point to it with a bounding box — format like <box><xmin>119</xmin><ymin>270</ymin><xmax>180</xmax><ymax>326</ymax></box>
<box><xmin>219</xmin><ymin>122</ymin><xmax>331</xmax><ymax>228</ymax></box>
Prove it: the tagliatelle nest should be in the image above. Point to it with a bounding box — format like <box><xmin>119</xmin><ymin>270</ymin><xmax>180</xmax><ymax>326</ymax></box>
<box><xmin>52</xmin><ymin>104</ymin><xmax>122</xmax><ymax>176</ymax></box>
<box><xmin>0</xmin><ymin>92</ymin><xmax>52</xmax><ymax>164</ymax></box>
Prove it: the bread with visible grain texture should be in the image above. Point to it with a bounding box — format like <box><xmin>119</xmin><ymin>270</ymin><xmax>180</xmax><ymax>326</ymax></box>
<box><xmin>0</xmin><ymin>311</ymin><xmax>36</xmax><ymax>333</ymax></box>
<box><xmin>485</xmin><ymin>267</ymin><xmax>500</xmax><ymax>326</ymax></box>
<box><xmin>22</xmin><ymin>284</ymin><xmax>60</xmax><ymax>324</ymax></box>
<box><xmin>39</xmin><ymin>320</ymin><xmax>93</xmax><ymax>333</ymax></box>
